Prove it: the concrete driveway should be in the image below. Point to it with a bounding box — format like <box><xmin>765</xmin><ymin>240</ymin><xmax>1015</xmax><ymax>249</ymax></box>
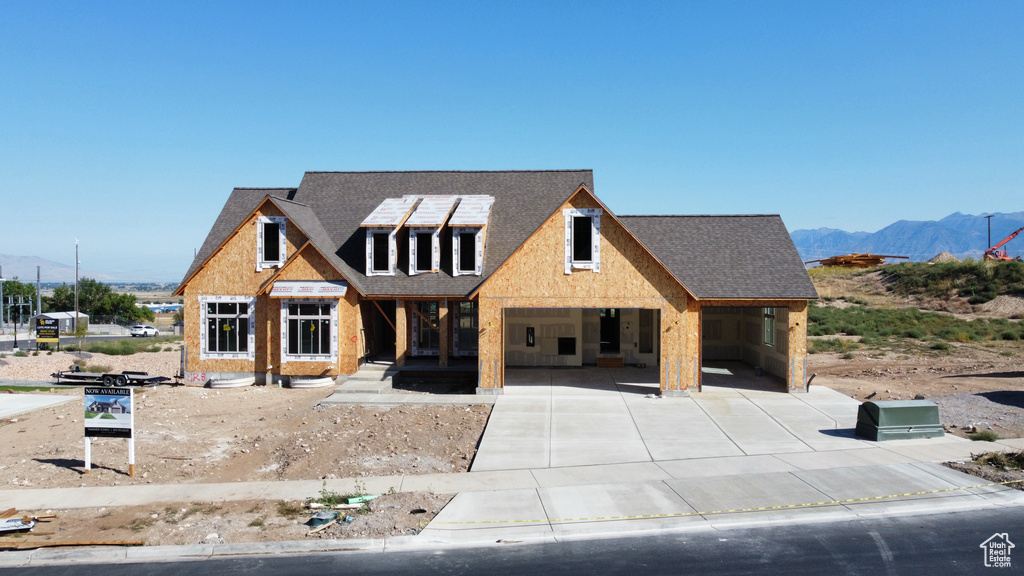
<box><xmin>471</xmin><ymin>363</ymin><xmax>871</xmax><ymax>471</ymax></box>
<box><xmin>0</xmin><ymin>393</ymin><xmax>78</xmax><ymax>420</ymax></box>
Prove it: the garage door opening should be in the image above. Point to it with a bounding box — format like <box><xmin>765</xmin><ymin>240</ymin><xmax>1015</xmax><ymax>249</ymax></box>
<box><xmin>701</xmin><ymin>306</ymin><xmax>788</xmax><ymax>392</ymax></box>
<box><xmin>504</xmin><ymin>308</ymin><xmax>660</xmax><ymax>369</ymax></box>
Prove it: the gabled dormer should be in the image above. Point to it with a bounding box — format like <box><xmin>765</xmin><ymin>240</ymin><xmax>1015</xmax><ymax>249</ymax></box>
<box><xmin>405</xmin><ymin>195</ymin><xmax>458</xmax><ymax>275</ymax></box>
<box><xmin>450</xmin><ymin>195</ymin><xmax>494</xmax><ymax>276</ymax></box>
<box><xmin>361</xmin><ymin>197</ymin><xmax>417</xmax><ymax>276</ymax></box>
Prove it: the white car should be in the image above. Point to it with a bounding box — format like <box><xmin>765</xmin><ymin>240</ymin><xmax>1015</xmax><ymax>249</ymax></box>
<box><xmin>130</xmin><ymin>325</ymin><xmax>159</xmax><ymax>337</ymax></box>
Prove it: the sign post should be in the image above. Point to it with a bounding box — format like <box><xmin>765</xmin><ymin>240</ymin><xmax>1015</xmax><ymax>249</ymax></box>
<box><xmin>83</xmin><ymin>387</ymin><xmax>135</xmax><ymax>476</ymax></box>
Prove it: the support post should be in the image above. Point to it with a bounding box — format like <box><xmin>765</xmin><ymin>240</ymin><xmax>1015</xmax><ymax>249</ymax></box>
<box><xmin>84</xmin><ymin>437</ymin><xmax>91</xmax><ymax>473</ymax></box>
<box><xmin>438</xmin><ymin>298</ymin><xmax>449</xmax><ymax>367</ymax></box>
<box><xmin>395</xmin><ymin>299</ymin><xmax>407</xmax><ymax>367</ymax></box>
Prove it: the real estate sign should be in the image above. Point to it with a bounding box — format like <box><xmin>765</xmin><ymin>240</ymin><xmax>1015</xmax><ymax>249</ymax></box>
<box><xmin>84</xmin><ymin>387</ymin><xmax>134</xmax><ymax>438</ymax></box>
<box><xmin>36</xmin><ymin>318</ymin><xmax>59</xmax><ymax>343</ymax></box>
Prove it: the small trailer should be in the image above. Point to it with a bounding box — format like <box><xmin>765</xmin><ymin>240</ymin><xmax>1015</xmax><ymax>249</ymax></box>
<box><xmin>51</xmin><ymin>366</ymin><xmax>171</xmax><ymax>387</ymax></box>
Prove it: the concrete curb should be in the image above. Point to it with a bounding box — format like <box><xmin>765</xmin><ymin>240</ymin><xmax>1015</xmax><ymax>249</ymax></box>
<box><xmin>4</xmin><ymin>497</ymin><xmax>1022</xmax><ymax>567</ymax></box>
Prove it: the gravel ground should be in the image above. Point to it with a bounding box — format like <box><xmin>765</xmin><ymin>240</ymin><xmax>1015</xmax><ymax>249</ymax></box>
<box><xmin>934</xmin><ymin>390</ymin><xmax>1024</xmax><ymax>437</ymax></box>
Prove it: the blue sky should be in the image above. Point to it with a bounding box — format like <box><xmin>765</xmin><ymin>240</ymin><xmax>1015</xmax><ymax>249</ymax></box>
<box><xmin>2</xmin><ymin>1</ymin><xmax>1021</xmax><ymax>281</ymax></box>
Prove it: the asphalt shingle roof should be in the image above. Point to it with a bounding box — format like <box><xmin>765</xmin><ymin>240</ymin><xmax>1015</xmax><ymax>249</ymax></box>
<box><xmin>619</xmin><ymin>215</ymin><xmax>818</xmax><ymax>300</ymax></box>
<box><xmin>179</xmin><ymin>171</ymin><xmax>594</xmax><ymax>297</ymax></box>
<box><xmin>179</xmin><ymin>175</ymin><xmax>816</xmax><ymax>301</ymax></box>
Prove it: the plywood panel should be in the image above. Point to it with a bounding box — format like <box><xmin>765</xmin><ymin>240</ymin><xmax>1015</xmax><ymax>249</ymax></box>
<box><xmin>477</xmin><ymin>189</ymin><xmax>693</xmax><ymax>392</ymax></box>
<box><xmin>182</xmin><ymin>204</ymin><xmax>308</xmax><ymax>377</ymax></box>
<box><xmin>275</xmin><ymin>245</ymin><xmax>360</xmax><ymax>376</ymax></box>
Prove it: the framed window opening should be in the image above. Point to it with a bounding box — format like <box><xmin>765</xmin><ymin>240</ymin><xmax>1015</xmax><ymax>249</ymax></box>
<box><xmin>281</xmin><ymin>300</ymin><xmax>338</xmax><ymax>362</ymax></box>
<box><xmin>409</xmin><ymin>229</ymin><xmax>440</xmax><ymax>275</ymax></box>
<box><xmin>563</xmin><ymin>208</ymin><xmax>602</xmax><ymax>273</ymax></box>
<box><xmin>367</xmin><ymin>229</ymin><xmax>396</xmax><ymax>276</ymax></box>
<box><xmin>411</xmin><ymin>301</ymin><xmax>440</xmax><ymax>356</ymax></box>
<box><xmin>453</xmin><ymin>228</ymin><xmax>483</xmax><ymax>276</ymax></box>
<box><xmin>257</xmin><ymin>216</ymin><xmax>287</xmax><ymax>271</ymax></box>
<box><xmin>453</xmin><ymin>300</ymin><xmax>478</xmax><ymax>356</ymax></box>
<box><xmin>199</xmin><ymin>296</ymin><xmax>255</xmax><ymax>360</ymax></box>
<box><xmin>763</xmin><ymin>307</ymin><xmax>776</xmax><ymax>347</ymax></box>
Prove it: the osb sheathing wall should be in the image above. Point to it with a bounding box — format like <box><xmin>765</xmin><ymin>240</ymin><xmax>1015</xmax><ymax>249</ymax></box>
<box><xmin>182</xmin><ymin>204</ymin><xmax>308</xmax><ymax>376</ymax></box>
<box><xmin>272</xmin><ymin>245</ymin><xmax>362</xmax><ymax>377</ymax></box>
<box><xmin>700</xmin><ymin>299</ymin><xmax>809</xmax><ymax>392</ymax></box>
<box><xmin>477</xmin><ymin>190</ymin><xmax>691</xmax><ymax>392</ymax></box>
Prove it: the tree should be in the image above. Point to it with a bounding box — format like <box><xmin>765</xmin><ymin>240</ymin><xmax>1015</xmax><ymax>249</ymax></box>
<box><xmin>43</xmin><ymin>277</ymin><xmax>154</xmax><ymax>322</ymax></box>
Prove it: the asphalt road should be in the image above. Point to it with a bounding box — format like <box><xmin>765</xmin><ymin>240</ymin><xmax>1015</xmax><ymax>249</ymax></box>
<box><xmin>4</xmin><ymin>507</ymin><xmax>1019</xmax><ymax>575</ymax></box>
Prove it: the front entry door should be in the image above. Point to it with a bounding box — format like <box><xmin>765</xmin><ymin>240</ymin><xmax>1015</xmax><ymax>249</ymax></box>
<box><xmin>600</xmin><ymin>308</ymin><xmax>620</xmax><ymax>354</ymax></box>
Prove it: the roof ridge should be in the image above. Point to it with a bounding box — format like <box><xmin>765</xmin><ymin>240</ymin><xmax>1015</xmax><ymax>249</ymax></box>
<box><xmin>269</xmin><ymin>196</ymin><xmax>310</xmax><ymax>208</ymax></box>
<box><xmin>234</xmin><ymin>187</ymin><xmax>296</xmax><ymax>191</ymax></box>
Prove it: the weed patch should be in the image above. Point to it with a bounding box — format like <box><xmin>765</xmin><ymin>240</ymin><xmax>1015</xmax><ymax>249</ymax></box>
<box><xmin>809</xmin><ymin>301</ymin><xmax>1024</xmax><ymax>344</ymax></box>
<box><xmin>969</xmin><ymin>430</ymin><xmax>1000</xmax><ymax>442</ymax></box>
<box><xmin>973</xmin><ymin>451</ymin><xmax>1024</xmax><ymax>469</ymax></box>
<box><xmin>884</xmin><ymin>260</ymin><xmax>1024</xmax><ymax>304</ymax></box>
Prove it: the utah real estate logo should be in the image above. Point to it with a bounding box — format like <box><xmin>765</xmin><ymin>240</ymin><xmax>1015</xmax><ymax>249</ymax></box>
<box><xmin>980</xmin><ymin>533</ymin><xmax>1014</xmax><ymax>568</ymax></box>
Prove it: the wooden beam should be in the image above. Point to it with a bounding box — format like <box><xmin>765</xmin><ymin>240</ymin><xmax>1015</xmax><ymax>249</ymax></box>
<box><xmin>371</xmin><ymin>300</ymin><xmax>397</xmax><ymax>333</ymax></box>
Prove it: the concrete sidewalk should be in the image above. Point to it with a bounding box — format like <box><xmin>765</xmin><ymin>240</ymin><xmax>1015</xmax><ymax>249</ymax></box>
<box><xmin>0</xmin><ymin>394</ymin><xmax>77</xmax><ymax>419</ymax></box>
<box><xmin>2</xmin><ymin>365</ymin><xmax>1023</xmax><ymax>562</ymax></box>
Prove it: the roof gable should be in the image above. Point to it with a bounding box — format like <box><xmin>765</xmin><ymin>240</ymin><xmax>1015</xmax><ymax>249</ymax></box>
<box><xmin>175</xmin><ymin>188</ymin><xmax>295</xmax><ymax>294</ymax></box>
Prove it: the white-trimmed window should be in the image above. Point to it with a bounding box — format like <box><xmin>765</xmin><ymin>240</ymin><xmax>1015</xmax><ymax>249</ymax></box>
<box><xmin>366</xmin><ymin>229</ymin><xmax>397</xmax><ymax>276</ymax></box>
<box><xmin>409</xmin><ymin>229</ymin><xmax>440</xmax><ymax>275</ymax></box>
<box><xmin>763</xmin><ymin>308</ymin><xmax>776</xmax><ymax>347</ymax></box>
<box><xmin>281</xmin><ymin>300</ymin><xmax>338</xmax><ymax>362</ymax></box>
<box><xmin>563</xmin><ymin>208</ymin><xmax>602</xmax><ymax>274</ymax></box>
<box><xmin>453</xmin><ymin>228</ymin><xmax>482</xmax><ymax>276</ymax></box>
<box><xmin>199</xmin><ymin>296</ymin><xmax>255</xmax><ymax>360</ymax></box>
<box><xmin>257</xmin><ymin>216</ymin><xmax>287</xmax><ymax>271</ymax></box>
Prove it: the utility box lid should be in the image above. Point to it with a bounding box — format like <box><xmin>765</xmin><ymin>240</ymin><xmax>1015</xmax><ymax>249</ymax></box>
<box><xmin>855</xmin><ymin>400</ymin><xmax>944</xmax><ymax>441</ymax></box>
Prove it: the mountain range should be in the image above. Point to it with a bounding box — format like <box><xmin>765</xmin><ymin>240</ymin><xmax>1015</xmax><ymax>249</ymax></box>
<box><xmin>792</xmin><ymin>211</ymin><xmax>1024</xmax><ymax>264</ymax></box>
<box><xmin>4</xmin><ymin>211</ymin><xmax>1023</xmax><ymax>283</ymax></box>
<box><xmin>0</xmin><ymin>255</ymin><xmax>117</xmax><ymax>284</ymax></box>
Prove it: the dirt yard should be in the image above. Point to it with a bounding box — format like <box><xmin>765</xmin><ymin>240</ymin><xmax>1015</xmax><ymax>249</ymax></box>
<box><xmin>0</xmin><ymin>350</ymin><xmax>488</xmax><ymax>547</ymax></box>
<box><xmin>807</xmin><ymin>268</ymin><xmax>1024</xmax><ymax>439</ymax></box>
<box><xmin>2</xmin><ymin>276</ymin><xmax>1023</xmax><ymax>548</ymax></box>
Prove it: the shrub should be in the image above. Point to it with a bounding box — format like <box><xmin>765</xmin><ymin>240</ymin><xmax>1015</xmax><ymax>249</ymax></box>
<box><xmin>13</xmin><ymin>350</ymin><xmax>28</xmax><ymax>357</ymax></box>
<box><xmin>930</xmin><ymin>342</ymin><xmax>950</xmax><ymax>351</ymax></box>
<box><xmin>969</xmin><ymin>430</ymin><xmax>999</xmax><ymax>442</ymax></box>
<box><xmin>84</xmin><ymin>364</ymin><xmax>113</xmax><ymax>374</ymax></box>
<box><xmin>1000</xmin><ymin>331</ymin><xmax>1020</xmax><ymax>341</ymax></box>
<box><xmin>808</xmin><ymin>338</ymin><xmax>860</xmax><ymax>354</ymax></box>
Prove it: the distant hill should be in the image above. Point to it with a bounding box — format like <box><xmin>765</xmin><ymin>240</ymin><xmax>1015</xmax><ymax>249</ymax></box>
<box><xmin>792</xmin><ymin>212</ymin><xmax>1024</xmax><ymax>263</ymax></box>
<box><xmin>0</xmin><ymin>255</ymin><xmax>116</xmax><ymax>283</ymax></box>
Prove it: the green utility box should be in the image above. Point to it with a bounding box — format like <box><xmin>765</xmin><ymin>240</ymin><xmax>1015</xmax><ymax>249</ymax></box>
<box><xmin>855</xmin><ymin>400</ymin><xmax>945</xmax><ymax>441</ymax></box>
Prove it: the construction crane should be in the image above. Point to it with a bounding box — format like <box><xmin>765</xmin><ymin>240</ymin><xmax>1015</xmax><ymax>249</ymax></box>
<box><xmin>804</xmin><ymin>253</ymin><xmax>910</xmax><ymax>268</ymax></box>
<box><xmin>984</xmin><ymin>226</ymin><xmax>1024</xmax><ymax>261</ymax></box>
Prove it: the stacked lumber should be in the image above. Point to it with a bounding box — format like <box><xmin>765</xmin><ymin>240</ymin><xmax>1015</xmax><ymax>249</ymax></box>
<box><xmin>805</xmin><ymin>253</ymin><xmax>909</xmax><ymax>268</ymax></box>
